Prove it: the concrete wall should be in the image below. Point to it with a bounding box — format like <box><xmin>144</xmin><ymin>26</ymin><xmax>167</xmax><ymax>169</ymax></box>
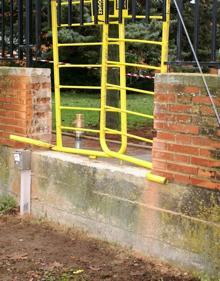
<box><xmin>0</xmin><ymin>146</ymin><xmax>219</xmax><ymax>278</ymax></box>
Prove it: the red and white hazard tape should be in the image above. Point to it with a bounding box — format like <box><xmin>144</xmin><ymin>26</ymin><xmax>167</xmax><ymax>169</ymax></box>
<box><xmin>126</xmin><ymin>73</ymin><xmax>155</xmax><ymax>79</ymax></box>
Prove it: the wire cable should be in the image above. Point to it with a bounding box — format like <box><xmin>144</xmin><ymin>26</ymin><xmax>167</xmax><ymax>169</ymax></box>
<box><xmin>173</xmin><ymin>0</ymin><xmax>220</xmax><ymax>126</ymax></box>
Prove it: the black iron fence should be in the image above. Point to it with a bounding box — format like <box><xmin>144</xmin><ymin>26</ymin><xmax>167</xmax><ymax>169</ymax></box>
<box><xmin>168</xmin><ymin>0</ymin><xmax>220</xmax><ymax>67</ymax></box>
<box><xmin>0</xmin><ymin>0</ymin><xmax>51</xmax><ymax>66</ymax></box>
<box><xmin>0</xmin><ymin>0</ymin><xmax>219</xmax><ymax>68</ymax></box>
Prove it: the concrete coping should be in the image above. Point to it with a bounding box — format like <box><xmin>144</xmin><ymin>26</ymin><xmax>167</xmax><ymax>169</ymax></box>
<box><xmin>0</xmin><ymin>67</ymin><xmax>51</xmax><ymax>77</ymax></box>
<box><xmin>155</xmin><ymin>72</ymin><xmax>220</xmax><ymax>88</ymax></box>
<box><xmin>34</xmin><ymin>150</ymin><xmax>148</xmax><ymax>178</ymax></box>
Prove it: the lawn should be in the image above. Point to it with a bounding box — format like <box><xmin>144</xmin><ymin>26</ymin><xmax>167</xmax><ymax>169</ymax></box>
<box><xmin>52</xmin><ymin>92</ymin><xmax>154</xmax><ymax>130</ymax></box>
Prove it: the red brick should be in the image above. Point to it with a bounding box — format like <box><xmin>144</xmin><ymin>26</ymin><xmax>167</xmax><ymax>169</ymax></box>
<box><xmin>154</xmin><ymin>113</ymin><xmax>175</xmax><ymax>122</ymax></box>
<box><xmin>190</xmin><ymin>177</ymin><xmax>220</xmax><ymax>190</ymax></box>
<box><xmin>175</xmin><ymin>114</ymin><xmax>191</xmax><ymax>123</ymax></box>
<box><xmin>199</xmin><ymin>148</ymin><xmax>213</xmax><ymax>158</ymax></box>
<box><xmin>153</xmin><ymin>150</ymin><xmax>174</xmax><ymax>161</ymax></box>
<box><xmin>2</xmin><ymin>104</ymin><xmax>26</xmax><ymax>112</ymax></box>
<box><xmin>152</xmin><ymin>160</ymin><xmax>167</xmax><ymax>170</ymax></box>
<box><xmin>169</xmin><ymin>104</ymin><xmax>192</xmax><ymax>113</ymax></box>
<box><xmin>14</xmin><ymin>112</ymin><xmax>26</xmax><ymax>120</ymax></box>
<box><xmin>200</xmin><ymin>105</ymin><xmax>213</xmax><ymax>116</ymax></box>
<box><xmin>191</xmin><ymin>157</ymin><xmax>220</xmax><ymax>168</ymax></box>
<box><xmin>174</xmin><ymin>154</ymin><xmax>190</xmax><ymax>164</ymax></box>
<box><xmin>177</xmin><ymin>94</ymin><xmax>192</xmax><ymax>104</ymax></box>
<box><xmin>192</xmin><ymin>96</ymin><xmax>220</xmax><ymax>105</ymax></box>
<box><xmin>174</xmin><ymin>174</ymin><xmax>191</xmax><ymax>185</ymax></box>
<box><xmin>154</xmin><ymin>104</ymin><xmax>169</xmax><ymax>114</ymax></box>
<box><xmin>192</xmin><ymin>136</ymin><xmax>220</xmax><ymax>149</ymax></box>
<box><xmin>157</xmin><ymin>132</ymin><xmax>175</xmax><ymax>142</ymax></box>
<box><xmin>155</xmin><ymin>94</ymin><xmax>176</xmax><ymax>103</ymax></box>
<box><xmin>167</xmin><ymin>143</ymin><xmax>199</xmax><ymax>155</ymax></box>
<box><xmin>198</xmin><ymin>169</ymin><xmax>216</xmax><ymax>178</ymax></box>
<box><xmin>175</xmin><ymin>134</ymin><xmax>191</xmax><ymax>144</ymax></box>
<box><xmin>167</xmin><ymin>124</ymin><xmax>199</xmax><ymax>135</ymax></box>
<box><xmin>167</xmin><ymin>163</ymin><xmax>198</xmax><ymax>175</ymax></box>
<box><xmin>153</xmin><ymin>140</ymin><xmax>168</xmax><ymax>151</ymax></box>
<box><xmin>184</xmin><ymin>86</ymin><xmax>200</xmax><ymax>94</ymax></box>
<box><xmin>154</xmin><ymin>121</ymin><xmax>165</xmax><ymax>130</ymax></box>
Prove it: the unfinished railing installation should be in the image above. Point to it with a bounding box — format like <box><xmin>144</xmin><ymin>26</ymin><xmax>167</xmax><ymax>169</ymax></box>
<box><xmin>10</xmin><ymin>0</ymin><xmax>169</xmax><ymax>183</ymax></box>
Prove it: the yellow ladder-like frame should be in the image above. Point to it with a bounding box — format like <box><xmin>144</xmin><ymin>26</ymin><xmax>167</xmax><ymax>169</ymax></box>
<box><xmin>10</xmin><ymin>0</ymin><xmax>170</xmax><ymax>184</ymax></box>
<box><xmin>99</xmin><ymin>0</ymin><xmax>171</xmax><ymax>172</ymax></box>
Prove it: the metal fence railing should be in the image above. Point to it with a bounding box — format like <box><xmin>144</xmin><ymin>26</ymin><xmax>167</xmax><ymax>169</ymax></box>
<box><xmin>168</xmin><ymin>0</ymin><xmax>220</xmax><ymax>67</ymax></box>
<box><xmin>0</xmin><ymin>1</ymin><xmax>219</xmax><ymax>67</ymax></box>
<box><xmin>0</xmin><ymin>0</ymin><xmax>51</xmax><ymax>66</ymax></box>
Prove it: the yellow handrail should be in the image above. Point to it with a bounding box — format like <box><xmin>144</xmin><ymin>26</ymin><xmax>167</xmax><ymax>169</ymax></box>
<box><xmin>10</xmin><ymin>0</ymin><xmax>171</xmax><ymax>185</ymax></box>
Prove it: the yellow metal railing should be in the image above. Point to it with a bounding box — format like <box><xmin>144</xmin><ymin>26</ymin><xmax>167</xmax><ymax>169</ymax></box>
<box><xmin>10</xmin><ymin>0</ymin><xmax>171</xmax><ymax>184</ymax></box>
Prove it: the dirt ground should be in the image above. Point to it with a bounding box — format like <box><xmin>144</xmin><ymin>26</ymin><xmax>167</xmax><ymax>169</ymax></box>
<box><xmin>0</xmin><ymin>215</ymin><xmax>200</xmax><ymax>281</ymax></box>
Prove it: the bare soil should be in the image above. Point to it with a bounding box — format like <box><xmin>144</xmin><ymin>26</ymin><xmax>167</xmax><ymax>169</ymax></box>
<box><xmin>0</xmin><ymin>215</ymin><xmax>199</xmax><ymax>281</ymax></box>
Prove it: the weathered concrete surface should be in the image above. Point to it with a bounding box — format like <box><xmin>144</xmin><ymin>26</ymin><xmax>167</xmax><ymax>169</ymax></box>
<box><xmin>0</xmin><ymin>146</ymin><xmax>20</xmax><ymax>198</ymax></box>
<box><xmin>0</xmin><ymin>146</ymin><xmax>219</xmax><ymax>278</ymax></box>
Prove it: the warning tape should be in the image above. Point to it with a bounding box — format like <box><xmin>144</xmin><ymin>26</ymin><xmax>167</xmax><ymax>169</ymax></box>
<box><xmin>126</xmin><ymin>73</ymin><xmax>155</xmax><ymax>79</ymax></box>
<box><xmin>0</xmin><ymin>53</ymin><xmax>155</xmax><ymax>80</ymax></box>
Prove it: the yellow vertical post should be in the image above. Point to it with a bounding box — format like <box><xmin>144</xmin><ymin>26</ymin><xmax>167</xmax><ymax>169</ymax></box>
<box><xmin>160</xmin><ymin>0</ymin><xmax>171</xmax><ymax>73</ymax></box>
<box><xmin>100</xmin><ymin>23</ymin><xmax>110</xmax><ymax>152</ymax></box>
<box><xmin>118</xmin><ymin>18</ymin><xmax>127</xmax><ymax>154</ymax></box>
<box><xmin>51</xmin><ymin>0</ymin><xmax>63</xmax><ymax>147</ymax></box>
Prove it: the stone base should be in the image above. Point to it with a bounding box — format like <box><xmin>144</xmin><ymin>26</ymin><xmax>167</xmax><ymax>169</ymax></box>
<box><xmin>0</xmin><ymin>146</ymin><xmax>219</xmax><ymax>278</ymax></box>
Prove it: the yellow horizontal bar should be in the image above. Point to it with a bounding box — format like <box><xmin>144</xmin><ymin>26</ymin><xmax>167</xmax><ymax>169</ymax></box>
<box><xmin>61</xmin><ymin>1</ymin><xmax>91</xmax><ymax>5</ymax></box>
<box><xmin>59</xmin><ymin>64</ymin><xmax>101</xmax><ymax>68</ymax></box>
<box><xmin>124</xmin><ymin>15</ymin><xmax>163</xmax><ymax>20</ymax></box>
<box><xmin>108</xmin><ymin>38</ymin><xmax>162</xmax><ymax>46</ymax></box>
<box><xmin>104</xmin><ymin>149</ymin><xmax>153</xmax><ymax>169</ymax></box>
<box><xmin>58</xmin><ymin>42</ymin><xmax>118</xmax><ymax>46</ymax></box>
<box><xmin>59</xmin><ymin>85</ymin><xmax>101</xmax><ymax>89</ymax></box>
<box><xmin>146</xmin><ymin>172</ymin><xmax>167</xmax><ymax>184</ymax></box>
<box><xmin>59</xmin><ymin>22</ymin><xmax>99</xmax><ymax>27</ymax></box>
<box><xmin>60</xmin><ymin>106</ymin><xmax>100</xmax><ymax>111</ymax></box>
<box><xmin>61</xmin><ymin>126</ymin><xmax>100</xmax><ymax>133</ymax></box>
<box><xmin>106</xmin><ymin>106</ymin><xmax>154</xmax><ymax>119</ymax></box>
<box><xmin>105</xmin><ymin>128</ymin><xmax>153</xmax><ymax>144</ymax></box>
<box><xmin>107</xmin><ymin>83</ymin><xmax>154</xmax><ymax>95</ymax></box>
<box><xmin>58</xmin><ymin>42</ymin><xmax>102</xmax><ymax>47</ymax></box>
<box><xmin>10</xmin><ymin>135</ymin><xmax>53</xmax><ymax>149</ymax></box>
<box><xmin>107</xmin><ymin>61</ymin><xmax>161</xmax><ymax>71</ymax></box>
<box><xmin>52</xmin><ymin>146</ymin><xmax>108</xmax><ymax>158</ymax></box>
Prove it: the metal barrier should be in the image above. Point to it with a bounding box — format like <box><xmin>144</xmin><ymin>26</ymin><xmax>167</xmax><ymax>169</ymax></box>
<box><xmin>168</xmin><ymin>0</ymin><xmax>220</xmax><ymax>67</ymax></box>
<box><xmin>1</xmin><ymin>1</ymin><xmax>219</xmax><ymax>68</ymax></box>
<box><xmin>50</xmin><ymin>0</ymin><xmax>170</xmax><ymax>172</ymax></box>
<box><xmin>10</xmin><ymin>0</ymin><xmax>170</xmax><ymax>183</ymax></box>
<box><xmin>0</xmin><ymin>0</ymin><xmax>51</xmax><ymax>66</ymax></box>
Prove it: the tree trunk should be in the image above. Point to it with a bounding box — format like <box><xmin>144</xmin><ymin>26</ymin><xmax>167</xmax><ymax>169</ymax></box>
<box><xmin>106</xmin><ymin>25</ymin><xmax>120</xmax><ymax>130</ymax></box>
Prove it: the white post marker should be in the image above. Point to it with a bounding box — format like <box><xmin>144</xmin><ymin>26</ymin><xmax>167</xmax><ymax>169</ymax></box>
<box><xmin>13</xmin><ymin>150</ymin><xmax>32</xmax><ymax>215</ymax></box>
<box><xmin>20</xmin><ymin>170</ymin><xmax>31</xmax><ymax>215</ymax></box>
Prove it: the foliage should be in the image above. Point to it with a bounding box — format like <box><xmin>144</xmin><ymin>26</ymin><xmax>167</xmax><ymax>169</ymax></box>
<box><xmin>0</xmin><ymin>194</ymin><xmax>17</xmax><ymax>215</ymax></box>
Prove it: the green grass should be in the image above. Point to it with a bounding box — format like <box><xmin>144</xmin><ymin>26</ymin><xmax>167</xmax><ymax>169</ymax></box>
<box><xmin>52</xmin><ymin>92</ymin><xmax>154</xmax><ymax>130</ymax></box>
<box><xmin>0</xmin><ymin>195</ymin><xmax>17</xmax><ymax>215</ymax></box>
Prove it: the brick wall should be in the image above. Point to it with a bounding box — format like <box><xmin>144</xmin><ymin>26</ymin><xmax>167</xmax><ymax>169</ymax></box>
<box><xmin>0</xmin><ymin>67</ymin><xmax>51</xmax><ymax>147</ymax></box>
<box><xmin>152</xmin><ymin>73</ymin><xmax>220</xmax><ymax>190</ymax></box>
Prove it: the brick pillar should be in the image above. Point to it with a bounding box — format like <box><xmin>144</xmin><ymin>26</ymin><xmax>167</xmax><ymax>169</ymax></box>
<box><xmin>0</xmin><ymin>67</ymin><xmax>51</xmax><ymax>148</ymax></box>
<box><xmin>152</xmin><ymin>73</ymin><xmax>220</xmax><ymax>190</ymax></box>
